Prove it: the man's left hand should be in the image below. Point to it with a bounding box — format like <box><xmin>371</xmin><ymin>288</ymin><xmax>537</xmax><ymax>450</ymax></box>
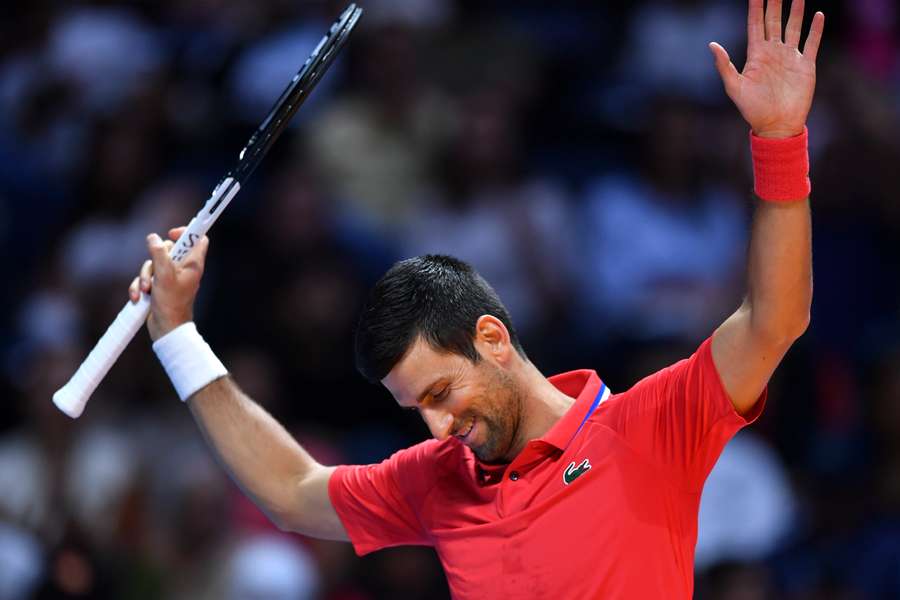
<box><xmin>710</xmin><ymin>0</ymin><xmax>824</xmax><ymax>138</ymax></box>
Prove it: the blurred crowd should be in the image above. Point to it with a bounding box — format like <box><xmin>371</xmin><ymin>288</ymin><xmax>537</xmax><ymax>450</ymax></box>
<box><xmin>1</xmin><ymin>0</ymin><xmax>899</xmax><ymax>598</ymax></box>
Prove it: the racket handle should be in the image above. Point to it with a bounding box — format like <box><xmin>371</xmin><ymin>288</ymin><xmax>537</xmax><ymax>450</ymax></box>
<box><xmin>53</xmin><ymin>295</ymin><xmax>151</xmax><ymax>418</ymax></box>
<box><xmin>52</xmin><ymin>177</ymin><xmax>241</xmax><ymax>419</ymax></box>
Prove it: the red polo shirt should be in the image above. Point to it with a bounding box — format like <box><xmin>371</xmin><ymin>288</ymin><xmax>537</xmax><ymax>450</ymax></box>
<box><xmin>329</xmin><ymin>338</ymin><xmax>764</xmax><ymax>599</ymax></box>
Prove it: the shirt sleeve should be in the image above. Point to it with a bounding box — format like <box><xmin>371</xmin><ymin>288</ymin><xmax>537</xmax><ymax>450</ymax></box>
<box><xmin>328</xmin><ymin>440</ymin><xmax>438</xmax><ymax>556</ymax></box>
<box><xmin>606</xmin><ymin>337</ymin><xmax>766</xmax><ymax>491</ymax></box>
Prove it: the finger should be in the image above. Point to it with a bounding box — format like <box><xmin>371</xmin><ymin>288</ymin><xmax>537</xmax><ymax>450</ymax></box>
<box><xmin>129</xmin><ymin>276</ymin><xmax>141</xmax><ymax>303</ymax></box>
<box><xmin>198</xmin><ymin>235</ymin><xmax>209</xmax><ymax>259</ymax></box>
<box><xmin>182</xmin><ymin>236</ymin><xmax>209</xmax><ymax>273</ymax></box>
<box><xmin>802</xmin><ymin>11</ymin><xmax>825</xmax><ymax>61</ymax></box>
<box><xmin>168</xmin><ymin>226</ymin><xmax>187</xmax><ymax>241</ymax></box>
<box><xmin>748</xmin><ymin>0</ymin><xmax>765</xmax><ymax>49</ymax></box>
<box><xmin>147</xmin><ymin>233</ymin><xmax>174</xmax><ymax>280</ymax></box>
<box><xmin>140</xmin><ymin>259</ymin><xmax>153</xmax><ymax>293</ymax></box>
<box><xmin>709</xmin><ymin>43</ymin><xmax>741</xmax><ymax>99</ymax></box>
<box><xmin>784</xmin><ymin>0</ymin><xmax>804</xmax><ymax>48</ymax></box>
<box><xmin>765</xmin><ymin>0</ymin><xmax>784</xmax><ymax>41</ymax></box>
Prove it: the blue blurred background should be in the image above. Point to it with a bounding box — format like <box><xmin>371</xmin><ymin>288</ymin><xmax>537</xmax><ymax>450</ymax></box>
<box><xmin>2</xmin><ymin>0</ymin><xmax>899</xmax><ymax>598</ymax></box>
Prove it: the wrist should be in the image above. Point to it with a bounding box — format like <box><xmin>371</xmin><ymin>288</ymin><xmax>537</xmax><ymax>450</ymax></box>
<box><xmin>750</xmin><ymin>126</ymin><xmax>811</xmax><ymax>202</ymax></box>
<box><xmin>153</xmin><ymin>322</ymin><xmax>228</xmax><ymax>401</ymax></box>
<box><xmin>149</xmin><ymin>312</ymin><xmax>194</xmax><ymax>342</ymax></box>
<box><xmin>751</xmin><ymin>126</ymin><xmax>805</xmax><ymax>139</ymax></box>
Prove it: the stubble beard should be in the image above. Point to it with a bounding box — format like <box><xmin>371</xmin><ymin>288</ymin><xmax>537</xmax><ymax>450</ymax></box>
<box><xmin>470</xmin><ymin>366</ymin><xmax>524</xmax><ymax>464</ymax></box>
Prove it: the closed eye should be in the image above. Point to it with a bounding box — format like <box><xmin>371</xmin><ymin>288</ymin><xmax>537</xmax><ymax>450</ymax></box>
<box><xmin>412</xmin><ymin>381</ymin><xmax>452</xmax><ymax>410</ymax></box>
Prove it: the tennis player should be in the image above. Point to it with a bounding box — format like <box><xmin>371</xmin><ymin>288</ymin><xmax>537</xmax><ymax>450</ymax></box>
<box><xmin>130</xmin><ymin>1</ymin><xmax>823</xmax><ymax>596</ymax></box>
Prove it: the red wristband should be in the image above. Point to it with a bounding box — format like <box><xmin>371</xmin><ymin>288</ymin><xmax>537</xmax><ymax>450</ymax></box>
<box><xmin>750</xmin><ymin>127</ymin><xmax>811</xmax><ymax>202</ymax></box>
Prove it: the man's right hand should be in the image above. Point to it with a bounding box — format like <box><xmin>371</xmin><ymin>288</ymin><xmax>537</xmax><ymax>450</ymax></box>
<box><xmin>128</xmin><ymin>227</ymin><xmax>347</xmax><ymax>542</ymax></box>
<box><xmin>128</xmin><ymin>226</ymin><xmax>210</xmax><ymax>342</ymax></box>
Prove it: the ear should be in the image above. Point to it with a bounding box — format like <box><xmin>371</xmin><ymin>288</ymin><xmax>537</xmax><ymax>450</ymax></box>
<box><xmin>474</xmin><ymin>315</ymin><xmax>513</xmax><ymax>364</ymax></box>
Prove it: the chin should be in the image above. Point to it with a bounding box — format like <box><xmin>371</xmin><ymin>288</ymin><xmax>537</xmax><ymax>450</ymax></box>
<box><xmin>475</xmin><ymin>453</ymin><xmax>501</xmax><ymax>465</ymax></box>
<box><xmin>471</xmin><ymin>446</ymin><xmax>492</xmax><ymax>462</ymax></box>
<box><xmin>472</xmin><ymin>444</ymin><xmax>505</xmax><ymax>465</ymax></box>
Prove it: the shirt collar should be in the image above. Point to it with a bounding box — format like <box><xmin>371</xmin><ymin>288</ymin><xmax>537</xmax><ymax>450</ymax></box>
<box><xmin>539</xmin><ymin>369</ymin><xmax>605</xmax><ymax>451</ymax></box>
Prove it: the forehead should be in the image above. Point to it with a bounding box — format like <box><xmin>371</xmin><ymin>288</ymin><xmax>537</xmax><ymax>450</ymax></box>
<box><xmin>381</xmin><ymin>337</ymin><xmax>470</xmax><ymax>406</ymax></box>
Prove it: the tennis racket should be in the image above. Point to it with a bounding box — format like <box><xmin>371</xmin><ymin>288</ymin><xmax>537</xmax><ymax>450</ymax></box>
<box><xmin>53</xmin><ymin>4</ymin><xmax>363</xmax><ymax>418</ymax></box>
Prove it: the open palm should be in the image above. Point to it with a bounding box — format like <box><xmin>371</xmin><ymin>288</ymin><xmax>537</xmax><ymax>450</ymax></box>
<box><xmin>710</xmin><ymin>0</ymin><xmax>825</xmax><ymax>138</ymax></box>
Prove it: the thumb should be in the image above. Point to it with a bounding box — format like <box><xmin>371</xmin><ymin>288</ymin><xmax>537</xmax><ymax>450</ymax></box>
<box><xmin>146</xmin><ymin>233</ymin><xmax>174</xmax><ymax>279</ymax></box>
<box><xmin>709</xmin><ymin>42</ymin><xmax>740</xmax><ymax>98</ymax></box>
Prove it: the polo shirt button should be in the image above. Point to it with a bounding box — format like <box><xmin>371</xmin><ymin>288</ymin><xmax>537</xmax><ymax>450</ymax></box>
<box><xmin>509</xmin><ymin>471</ymin><xmax>520</xmax><ymax>481</ymax></box>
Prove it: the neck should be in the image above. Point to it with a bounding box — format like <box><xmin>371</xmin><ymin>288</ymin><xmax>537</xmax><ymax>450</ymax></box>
<box><xmin>504</xmin><ymin>361</ymin><xmax>575</xmax><ymax>460</ymax></box>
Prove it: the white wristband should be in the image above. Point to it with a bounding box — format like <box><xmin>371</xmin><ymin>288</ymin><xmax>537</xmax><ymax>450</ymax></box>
<box><xmin>152</xmin><ymin>322</ymin><xmax>228</xmax><ymax>401</ymax></box>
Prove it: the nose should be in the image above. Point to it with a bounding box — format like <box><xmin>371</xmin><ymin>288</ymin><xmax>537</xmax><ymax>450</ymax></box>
<box><xmin>420</xmin><ymin>406</ymin><xmax>454</xmax><ymax>440</ymax></box>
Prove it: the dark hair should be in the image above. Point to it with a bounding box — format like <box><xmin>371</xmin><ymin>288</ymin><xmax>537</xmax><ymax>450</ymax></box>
<box><xmin>354</xmin><ymin>255</ymin><xmax>526</xmax><ymax>383</ymax></box>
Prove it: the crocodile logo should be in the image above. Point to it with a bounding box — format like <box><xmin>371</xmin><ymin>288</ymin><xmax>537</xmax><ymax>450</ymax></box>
<box><xmin>563</xmin><ymin>458</ymin><xmax>591</xmax><ymax>485</ymax></box>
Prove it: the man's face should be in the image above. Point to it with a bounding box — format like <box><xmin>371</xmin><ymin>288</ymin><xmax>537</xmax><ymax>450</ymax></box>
<box><xmin>383</xmin><ymin>336</ymin><xmax>523</xmax><ymax>464</ymax></box>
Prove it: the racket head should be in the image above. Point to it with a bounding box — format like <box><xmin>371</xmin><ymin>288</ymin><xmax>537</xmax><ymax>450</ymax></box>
<box><xmin>230</xmin><ymin>4</ymin><xmax>363</xmax><ymax>185</ymax></box>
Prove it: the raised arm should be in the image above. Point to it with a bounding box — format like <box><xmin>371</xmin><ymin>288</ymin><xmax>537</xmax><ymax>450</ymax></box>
<box><xmin>707</xmin><ymin>0</ymin><xmax>824</xmax><ymax>414</ymax></box>
<box><xmin>130</xmin><ymin>227</ymin><xmax>348</xmax><ymax>541</ymax></box>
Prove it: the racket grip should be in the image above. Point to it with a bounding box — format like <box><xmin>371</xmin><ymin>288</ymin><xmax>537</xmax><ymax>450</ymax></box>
<box><xmin>52</xmin><ymin>294</ymin><xmax>151</xmax><ymax>418</ymax></box>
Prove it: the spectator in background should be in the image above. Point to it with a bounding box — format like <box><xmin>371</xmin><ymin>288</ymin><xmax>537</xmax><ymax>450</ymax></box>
<box><xmin>695</xmin><ymin>430</ymin><xmax>797</xmax><ymax>570</ymax></box>
<box><xmin>60</xmin><ymin>177</ymin><xmax>200</xmax><ymax>291</ymax></box>
<box><xmin>224</xmin><ymin>534</ymin><xmax>320</xmax><ymax>600</ymax></box>
<box><xmin>306</xmin><ymin>21</ymin><xmax>456</xmax><ymax>233</ymax></box>
<box><xmin>206</xmin><ymin>164</ymin><xmax>387</xmax><ymax>427</ymax></box>
<box><xmin>618</xmin><ymin>0</ymin><xmax>745</xmax><ymax>102</ymax></box>
<box><xmin>402</xmin><ymin>84</ymin><xmax>577</xmax><ymax>345</ymax></box>
<box><xmin>594</xmin><ymin>0</ymin><xmax>744</xmax><ymax>132</ymax></box>
<box><xmin>579</xmin><ymin>96</ymin><xmax>746</xmax><ymax>341</ymax></box>
<box><xmin>45</xmin><ymin>3</ymin><xmax>164</xmax><ymax>115</ymax></box>
<box><xmin>0</xmin><ymin>520</ymin><xmax>43</xmax><ymax>600</ymax></box>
